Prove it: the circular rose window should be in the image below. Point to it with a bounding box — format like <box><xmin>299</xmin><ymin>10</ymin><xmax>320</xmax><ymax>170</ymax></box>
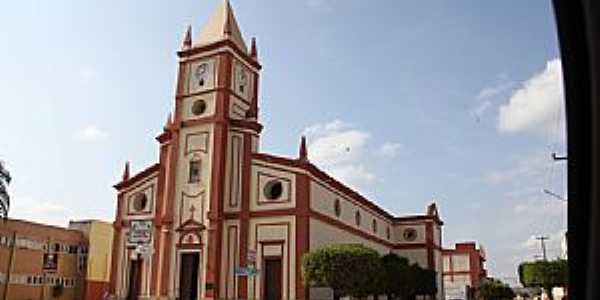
<box><xmin>403</xmin><ymin>228</ymin><xmax>418</xmax><ymax>241</ymax></box>
<box><xmin>191</xmin><ymin>99</ymin><xmax>207</xmax><ymax>116</ymax></box>
<box><xmin>263</xmin><ymin>180</ymin><xmax>283</xmax><ymax>200</ymax></box>
<box><xmin>132</xmin><ymin>193</ymin><xmax>148</xmax><ymax>212</ymax></box>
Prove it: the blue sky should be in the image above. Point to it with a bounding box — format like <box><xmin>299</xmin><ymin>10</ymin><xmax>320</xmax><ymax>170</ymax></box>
<box><xmin>0</xmin><ymin>1</ymin><xmax>566</xmax><ymax>280</ymax></box>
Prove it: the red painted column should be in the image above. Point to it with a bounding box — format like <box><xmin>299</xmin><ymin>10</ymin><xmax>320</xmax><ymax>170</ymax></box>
<box><xmin>205</xmin><ymin>53</ymin><xmax>233</xmax><ymax>299</ymax></box>
<box><xmin>109</xmin><ymin>193</ymin><xmax>124</xmax><ymax>294</ymax></box>
<box><xmin>295</xmin><ymin>173</ymin><xmax>310</xmax><ymax>300</ymax></box>
<box><xmin>237</xmin><ymin>132</ymin><xmax>252</xmax><ymax>299</ymax></box>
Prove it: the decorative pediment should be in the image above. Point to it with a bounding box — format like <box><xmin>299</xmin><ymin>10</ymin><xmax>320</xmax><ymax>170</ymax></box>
<box><xmin>176</xmin><ymin>217</ymin><xmax>206</xmax><ymax>232</ymax></box>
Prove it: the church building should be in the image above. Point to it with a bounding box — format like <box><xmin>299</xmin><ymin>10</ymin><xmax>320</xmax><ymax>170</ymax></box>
<box><xmin>109</xmin><ymin>1</ymin><xmax>445</xmax><ymax>299</ymax></box>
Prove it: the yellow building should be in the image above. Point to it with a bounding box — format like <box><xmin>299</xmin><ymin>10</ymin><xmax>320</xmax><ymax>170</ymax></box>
<box><xmin>0</xmin><ymin>219</ymin><xmax>86</xmax><ymax>300</ymax></box>
<box><xmin>0</xmin><ymin>218</ymin><xmax>113</xmax><ymax>300</ymax></box>
<box><xmin>69</xmin><ymin>220</ymin><xmax>114</xmax><ymax>300</ymax></box>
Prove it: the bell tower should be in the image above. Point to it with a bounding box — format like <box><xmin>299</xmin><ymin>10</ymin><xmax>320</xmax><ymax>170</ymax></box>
<box><xmin>163</xmin><ymin>1</ymin><xmax>262</xmax><ymax>298</ymax></box>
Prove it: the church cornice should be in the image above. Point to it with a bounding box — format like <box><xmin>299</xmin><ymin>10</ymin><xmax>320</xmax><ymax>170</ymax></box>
<box><xmin>113</xmin><ymin>163</ymin><xmax>160</xmax><ymax>190</ymax></box>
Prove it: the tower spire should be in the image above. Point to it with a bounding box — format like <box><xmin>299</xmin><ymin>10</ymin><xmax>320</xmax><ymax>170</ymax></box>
<box><xmin>250</xmin><ymin>37</ymin><xmax>258</xmax><ymax>59</ymax></box>
<box><xmin>196</xmin><ymin>0</ymin><xmax>247</xmax><ymax>52</ymax></box>
<box><xmin>223</xmin><ymin>0</ymin><xmax>233</xmax><ymax>36</ymax></box>
<box><xmin>299</xmin><ymin>136</ymin><xmax>308</xmax><ymax>162</ymax></box>
<box><xmin>122</xmin><ymin>161</ymin><xmax>130</xmax><ymax>181</ymax></box>
<box><xmin>164</xmin><ymin>112</ymin><xmax>173</xmax><ymax>130</ymax></box>
<box><xmin>182</xmin><ymin>25</ymin><xmax>192</xmax><ymax>50</ymax></box>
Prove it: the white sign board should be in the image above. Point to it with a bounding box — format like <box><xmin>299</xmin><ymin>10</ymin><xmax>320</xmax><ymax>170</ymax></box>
<box><xmin>135</xmin><ymin>244</ymin><xmax>154</xmax><ymax>259</ymax></box>
<box><xmin>128</xmin><ymin>220</ymin><xmax>153</xmax><ymax>245</ymax></box>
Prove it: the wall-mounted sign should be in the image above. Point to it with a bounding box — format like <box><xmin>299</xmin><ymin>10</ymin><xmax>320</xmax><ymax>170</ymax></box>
<box><xmin>247</xmin><ymin>249</ymin><xmax>257</xmax><ymax>265</ymax></box>
<box><xmin>235</xmin><ymin>266</ymin><xmax>259</xmax><ymax>277</ymax></box>
<box><xmin>128</xmin><ymin>220</ymin><xmax>153</xmax><ymax>245</ymax></box>
<box><xmin>135</xmin><ymin>244</ymin><xmax>154</xmax><ymax>259</ymax></box>
<box><xmin>43</xmin><ymin>253</ymin><xmax>58</xmax><ymax>272</ymax></box>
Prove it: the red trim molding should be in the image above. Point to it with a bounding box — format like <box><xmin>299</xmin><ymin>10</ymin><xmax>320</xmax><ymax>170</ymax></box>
<box><xmin>114</xmin><ymin>163</ymin><xmax>160</xmax><ymax>190</ymax></box>
<box><xmin>177</xmin><ymin>39</ymin><xmax>262</xmax><ymax>70</ymax></box>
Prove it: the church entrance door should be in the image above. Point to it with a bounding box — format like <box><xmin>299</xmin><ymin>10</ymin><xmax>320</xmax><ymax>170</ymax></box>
<box><xmin>179</xmin><ymin>252</ymin><xmax>200</xmax><ymax>300</ymax></box>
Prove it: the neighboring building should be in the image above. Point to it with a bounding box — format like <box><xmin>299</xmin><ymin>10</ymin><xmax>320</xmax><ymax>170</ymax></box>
<box><xmin>108</xmin><ymin>1</ymin><xmax>445</xmax><ymax>300</ymax></box>
<box><xmin>0</xmin><ymin>218</ymin><xmax>113</xmax><ymax>300</ymax></box>
<box><xmin>561</xmin><ymin>231</ymin><xmax>568</xmax><ymax>259</ymax></box>
<box><xmin>0</xmin><ymin>219</ymin><xmax>87</xmax><ymax>300</ymax></box>
<box><xmin>442</xmin><ymin>242</ymin><xmax>487</xmax><ymax>300</ymax></box>
<box><xmin>69</xmin><ymin>220</ymin><xmax>114</xmax><ymax>299</ymax></box>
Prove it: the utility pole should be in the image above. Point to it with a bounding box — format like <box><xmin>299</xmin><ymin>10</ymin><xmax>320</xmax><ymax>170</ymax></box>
<box><xmin>2</xmin><ymin>231</ymin><xmax>16</xmax><ymax>300</ymax></box>
<box><xmin>536</xmin><ymin>236</ymin><xmax>549</xmax><ymax>261</ymax></box>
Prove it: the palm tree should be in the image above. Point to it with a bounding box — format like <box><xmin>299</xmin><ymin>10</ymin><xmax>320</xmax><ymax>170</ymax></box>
<box><xmin>0</xmin><ymin>160</ymin><xmax>11</xmax><ymax>219</ymax></box>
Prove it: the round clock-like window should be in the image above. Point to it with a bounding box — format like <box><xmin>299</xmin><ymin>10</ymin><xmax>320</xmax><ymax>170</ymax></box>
<box><xmin>191</xmin><ymin>100</ymin><xmax>207</xmax><ymax>116</ymax></box>
<box><xmin>132</xmin><ymin>193</ymin><xmax>148</xmax><ymax>212</ymax></box>
<box><xmin>263</xmin><ymin>180</ymin><xmax>283</xmax><ymax>200</ymax></box>
<box><xmin>403</xmin><ymin>228</ymin><xmax>418</xmax><ymax>241</ymax></box>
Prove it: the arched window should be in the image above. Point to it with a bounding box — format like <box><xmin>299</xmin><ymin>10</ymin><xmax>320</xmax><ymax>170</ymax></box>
<box><xmin>372</xmin><ymin>219</ymin><xmax>378</xmax><ymax>233</ymax></box>
<box><xmin>355</xmin><ymin>210</ymin><xmax>361</xmax><ymax>226</ymax></box>
<box><xmin>334</xmin><ymin>199</ymin><xmax>341</xmax><ymax>217</ymax></box>
<box><xmin>188</xmin><ymin>158</ymin><xmax>201</xmax><ymax>183</ymax></box>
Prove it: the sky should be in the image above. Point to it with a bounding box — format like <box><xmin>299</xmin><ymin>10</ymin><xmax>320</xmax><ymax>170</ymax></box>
<box><xmin>0</xmin><ymin>0</ymin><xmax>566</xmax><ymax>281</ymax></box>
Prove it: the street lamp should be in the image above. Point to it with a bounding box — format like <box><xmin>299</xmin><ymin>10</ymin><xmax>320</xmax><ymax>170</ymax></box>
<box><xmin>543</xmin><ymin>189</ymin><xmax>567</xmax><ymax>202</ymax></box>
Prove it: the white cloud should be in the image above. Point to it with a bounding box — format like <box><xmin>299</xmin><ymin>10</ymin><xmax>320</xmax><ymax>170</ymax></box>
<box><xmin>76</xmin><ymin>125</ymin><xmax>108</xmax><ymax>142</ymax></box>
<box><xmin>306</xmin><ymin>0</ymin><xmax>327</xmax><ymax>10</ymax></box>
<box><xmin>485</xmin><ymin>154</ymin><xmax>547</xmax><ymax>185</ymax></box>
<box><xmin>470</xmin><ymin>80</ymin><xmax>513</xmax><ymax>121</ymax></box>
<box><xmin>10</xmin><ymin>196</ymin><xmax>72</xmax><ymax>227</ymax></box>
<box><xmin>377</xmin><ymin>142</ymin><xmax>402</xmax><ymax>158</ymax></box>
<box><xmin>79</xmin><ymin>68</ymin><xmax>98</xmax><ymax>83</ymax></box>
<box><xmin>303</xmin><ymin>120</ymin><xmax>368</xmax><ymax>167</ymax></box>
<box><xmin>513</xmin><ymin>197</ymin><xmax>567</xmax><ymax>218</ymax></box>
<box><xmin>521</xmin><ymin>230</ymin><xmax>567</xmax><ymax>257</ymax></box>
<box><xmin>303</xmin><ymin>120</ymin><xmax>384</xmax><ymax>194</ymax></box>
<box><xmin>305</xmin><ymin>0</ymin><xmax>339</xmax><ymax>11</ymax></box>
<box><xmin>498</xmin><ymin>58</ymin><xmax>565</xmax><ymax>142</ymax></box>
<box><xmin>477</xmin><ymin>81</ymin><xmax>514</xmax><ymax>101</ymax></box>
<box><xmin>471</xmin><ymin>100</ymin><xmax>492</xmax><ymax>118</ymax></box>
<box><xmin>327</xmin><ymin>165</ymin><xmax>376</xmax><ymax>192</ymax></box>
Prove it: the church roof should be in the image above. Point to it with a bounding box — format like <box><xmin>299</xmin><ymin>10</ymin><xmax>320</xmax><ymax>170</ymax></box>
<box><xmin>196</xmin><ymin>0</ymin><xmax>248</xmax><ymax>52</ymax></box>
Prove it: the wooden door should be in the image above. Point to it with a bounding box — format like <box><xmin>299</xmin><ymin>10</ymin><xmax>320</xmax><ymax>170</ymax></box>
<box><xmin>179</xmin><ymin>252</ymin><xmax>200</xmax><ymax>300</ymax></box>
<box><xmin>264</xmin><ymin>258</ymin><xmax>282</xmax><ymax>300</ymax></box>
<box><xmin>127</xmin><ymin>258</ymin><xmax>142</xmax><ymax>300</ymax></box>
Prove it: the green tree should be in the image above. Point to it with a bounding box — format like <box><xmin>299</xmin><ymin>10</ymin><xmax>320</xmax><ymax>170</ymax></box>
<box><xmin>380</xmin><ymin>253</ymin><xmax>410</xmax><ymax>299</ymax></box>
<box><xmin>379</xmin><ymin>253</ymin><xmax>437</xmax><ymax>300</ymax></box>
<box><xmin>412</xmin><ymin>267</ymin><xmax>437</xmax><ymax>298</ymax></box>
<box><xmin>478</xmin><ymin>278</ymin><xmax>515</xmax><ymax>300</ymax></box>
<box><xmin>518</xmin><ymin>259</ymin><xmax>568</xmax><ymax>299</ymax></box>
<box><xmin>302</xmin><ymin>244</ymin><xmax>383</xmax><ymax>300</ymax></box>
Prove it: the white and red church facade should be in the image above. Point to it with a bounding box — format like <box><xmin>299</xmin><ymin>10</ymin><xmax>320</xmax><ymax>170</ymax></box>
<box><xmin>109</xmin><ymin>1</ymin><xmax>445</xmax><ymax>299</ymax></box>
